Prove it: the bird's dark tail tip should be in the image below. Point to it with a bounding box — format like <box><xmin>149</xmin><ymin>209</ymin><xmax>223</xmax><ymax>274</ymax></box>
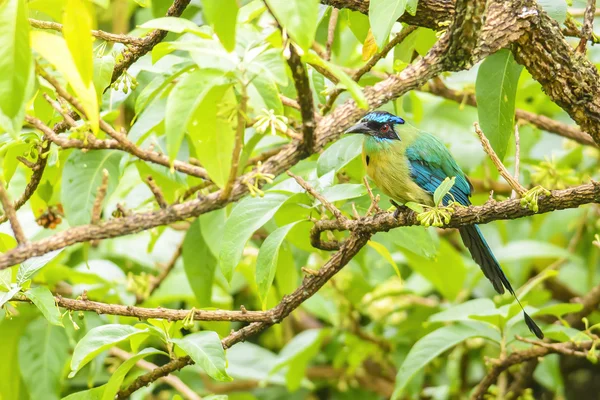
<box><xmin>524</xmin><ymin>311</ymin><xmax>544</xmax><ymax>339</ymax></box>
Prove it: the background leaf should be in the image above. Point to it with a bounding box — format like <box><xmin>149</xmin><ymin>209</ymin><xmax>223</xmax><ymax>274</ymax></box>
<box><xmin>61</xmin><ymin>150</ymin><xmax>122</xmax><ymax>226</ymax></box>
<box><xmin>202</xmin><ymin>0</ymin><xmax>238</xmax><ymax>52</ymax></box>
<box><xmin>369</xmin><ymin>0</ymin><xmax>407</xmax><ymax>49</ymax></box>
<box><xmin>265</xmin><ymin>0</ymin><xmax>319</xmax><ymax>50</ymax></box>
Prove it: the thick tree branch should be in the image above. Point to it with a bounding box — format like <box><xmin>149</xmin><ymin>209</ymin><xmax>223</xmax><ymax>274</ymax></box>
<box><xmin>287</xmin><ymin>46</ymin><xmax>316</xmax><ymax>152</ymax></box>
<box><xmin>311</xmin><ymin>182</ymin><xmax>600</xmax><ymax>250</ymax></box>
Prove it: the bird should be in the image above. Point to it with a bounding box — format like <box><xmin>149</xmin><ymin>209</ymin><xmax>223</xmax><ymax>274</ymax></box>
<box><xmin>345</xmin><ymin>110</ymin><xmax>543</xmax><ymax>339</ymax></box>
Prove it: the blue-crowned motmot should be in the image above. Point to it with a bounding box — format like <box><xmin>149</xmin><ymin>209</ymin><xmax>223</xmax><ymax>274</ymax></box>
<box><xmin>346</xmin><ymin>111</ymin><xmax>543</xmax><ymax>339</ymax></box>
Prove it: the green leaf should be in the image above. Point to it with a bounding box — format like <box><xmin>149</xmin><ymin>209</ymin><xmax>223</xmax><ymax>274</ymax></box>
<box><xmin>369</xmin><ymin>0</ymin><xmax>407</xmax><ymax>49</ymax></box>
<box><xmin>497</xmin><ymin>240</ymin><xmax>576</xmax><ymax>263</ymax></box>
<box><xmin>165</xmin><ymin>69</ymin><xmax>229</xmax><ymax>164</ymax></box>
<box><xmin>317</xmin><ymin>134</ymin><xmax>364</xmax><ymax>176</ymax></box>
<box><xmin>246</xmin><ymin>48</ymin><xmax>288</xmax><ymax>86</ymax></box>
<box><xmin>101</xmin><ymin>348</ymin><xmax>166</xmax><ymax>400</ymax></box>
<box><xmin>0</xmin><ymin>286</ymin><xmax>20</xmax><ymax>308</ymax></box>
<box><xmin>188</xmin><ymin>85</ymin><xmax>235</xmax><ymax>187</ymax></box>
<box><xmin>475</xmin><ymin>49</ymin><xmax>523</xmax><ymax>160</ymax></box>
<box><xmin>302</xmin><ymin>52</ymin><xmax>368</xmax><ymax>109</ymax></box>
<box><xmin>61</xmin><ymin>150</ymin><xmax>122</xmax><ymax>226</ymax></box>
<box><xmin>18</xmin><ymin>318</ymin><xmax>69</xmax><ymax>400</ymax></box>
<box><xmin>368</xmin><ymin>241</ymin><xmax>401</xmax><ymax>278</ymax></box>
<box><xmin>534</xmin><ymin>303</ymin><xmax>583</xmax><ymax>318</ymax></box>
<box><xmin>202</xmin><ymin>0</ymin><xmax>238</xmax><ymax>52</ymax></box>
<box><xmin>171</xmin><ymin>331</ymin><xmax>232</xmax><ymax>381</ymax></box>
<box><xmin>61</xmin><ymin>386</ymin><xmax>105</xmax><ymax>400</ymax></box>
<box><xmin>270</xmin><ymin>329</ymin><xmax>326</xmax><ymax>391</ymax></box>
<box><xmin>256</xmin><ymin>221</ymin><xmax>303</xmax><ymax>307</ymax></box>
<box><xmin>433</xmin><ymin>176</ymin><xmax>456</xmax><ymax>206</ymax></box>
<box><xmin>374</xmin><ymin>225</ymin><xmax>438</xmax><ymax>259</ymax></box>
<box><xmin>31</xmin><ymin>32</ymin><xmax>99</xmax><ymax>134</ymax></box>
<box><xmin>139</xmin><ymin>17</ymin><xmax>210</xmax><ymax>36</ymax></box>
<box><xmin>403</xmin><ymin>241</ymin><xmax>465</xmax><ymax>300</ymax></box>
<box><xmin>392</xmin><ymin>322</ymin><xmax>500</xmax><ymax>398</ymax></box>
<box><xmin>429</xmin><ymin>298</ymin><xmax>497</xmax><ymax>323</ymax></box>
<box><xmin>265</xmin><ymin>0</ymin><xmax>319</xmax><ymax>50</ymax></box>
<box><xmin>69</xmin><ymin>325</ymin><xmax>149</xmax><ymax>377</ymax></box>
<box><xmin>0</xmin><ymin>0</ymin><xmax>33</xmax><ymax>135</ymax></box>
<box><xmin>320</xmin><ymin>184</ymin><xmax>366</xmax><ymax>203</ymax></box>
<box><xmin>92</xmin><ymin>55</ymin><xmax>115</xmax><ymax>101</ymax></box>
<box><xmin>183</xmin><ymin>218</ymin><xmax>217</xmax><ymax>307</ymax></box>
<box><xmin>219</xmin><ymin>192</ymin><xmax>290</xmax><ymax>281</ymax></box>
<box><xmin>17</xmin><ymin>249</ymin><xmax>63</xmax><ymax>285</ymax></box>
<box><xmin>252</xmin><ymin>75</ymin><xmax>284</xmax><ymax>115</ymax></box>
<box><xmin>24</xmin><ymin>286</ymin><xmax>63</xmax><ymax>326</ymax></box>
<box><xmin>63</xmin><ymin>0</ymin><xmax>94</xmax><ymax>85</ymax></box>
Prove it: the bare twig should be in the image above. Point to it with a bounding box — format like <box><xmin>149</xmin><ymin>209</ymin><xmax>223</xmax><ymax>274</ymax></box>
<box><xmin>326</xmin><ymin>8</ymin><xmax>339</xmax><ymax>61</ymax></box>
<box><xmin>145</xmin><ymin>176</ymin><xmax>168</xmax><ymax>209</ymax></box>
<box><xmin>0</xmin><ymin>181</ymin><xmax>27</xmax><ymax>244</ymax></box>
<box><xmin>221</xmin><ymin>85</ymin><xmax>248</xmax><ymax>200</ymax></box>
<box><xmin>474</xmin><ymin>122</ymin><xmax>527</xmax><ymax>196</ymax></box>
<box><xmin>109</xmin><ymin>348</ymin><xmax>202</xmax><ymax>400</ymax></box>
<box><xmin>287</xmin><ymin>45</ymin><xmax>316</xmax><ymax>151</ymax></box>
<box><xmin>43</xmin><ymin>93</ymin><xmax>78</xmax><ymax>127</ymax></box>
<box><xmin>363</xmin><ymin>176</ymin><xmax>382</xmax><ymax>215</ymax></box>
<box><xmin>287</xmin><ymin>171</ymin><xmax>346</xmax><ymax>222</ymax></box>
<box><xmin>91</xmin><ymin>170</ymin><xmax>109</xmax><ymax>224</ymax></box>
<box><xmin>144</xmin><ymin>243</ymin><xmax>183</xmax><ymax>302</ymax></box>
<box><xmin>576</xmin><ymin>0</ymin><xmax>596</xmax><ymax>53</ymax></box>
<box><xmin>511</xmin><ymin>124</ymin><xmax>521</xmax><ymax>200</ymax></box>
<box><xmin>29</xmin><ymin>18</ymin><xmax>146</xmax><ymax>45</ymax></box>
<box><xmin>471</xmin><ymin>340</ymin><xmax>594</xmax><ymax>400</ymax></box>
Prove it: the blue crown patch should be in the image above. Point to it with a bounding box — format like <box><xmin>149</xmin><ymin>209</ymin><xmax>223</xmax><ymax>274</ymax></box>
<box><xmin>362</xmin><ymin>111</ymin><xmax>405</xmax><ymax>125</ymax></box>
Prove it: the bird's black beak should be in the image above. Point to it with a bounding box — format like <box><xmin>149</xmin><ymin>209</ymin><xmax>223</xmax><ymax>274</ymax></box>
<box><xmin>344</xmin><ymin>121</ymin><xmax>370</xmax><ymax>135</ymax></box>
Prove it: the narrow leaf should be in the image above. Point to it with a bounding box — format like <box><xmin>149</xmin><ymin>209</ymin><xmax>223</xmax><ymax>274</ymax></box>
<box><xmin>24</xmin><ymin>286</ymin><xmax>63</xmax><ymax>326</ymax></box>
<box><xmin>70</xmin><ymin>325</ymin><xmax>148</xmax><ymax>377</ymax></box>
<box><xmin>219</xmin><ymin>192</ymin><xmax>290</xmax><ymax>281</ymax></box>
<box><xmin>256</xmin><ymin>221</ymin><xmax>302</xmax><ymax>307</ymax></box>
<box><xmin>0</xmin><ymin>0</ymin><xmax>33</xmax><ymax>134</ymax></box>
<box><xmin>265</xmin><ymin>0</ymin><xmax>319</xmax><ymax>50</ymax></box>
<box><xmin>101</xmin><ymin>348</ymin><xmax>166</xmax><ymax>400</ymax></box>
<box><xmin>392</xmin><ymin>322</ymin><xmax>500</xmax><ymax>398</ymax></box>
<box><xmin>475</xmin><ymin>49</ymin><xmax>523</xmax><ymax>160</ymax></box>
<box><xmin>369</xmin><ymin>0</ymin><xmax>408</xmax><ymax>49</ymax></box>
<box><xmin>17</xmin><ymin>249</ymin><xmax>63</xmax><ymax>285</ymax></box>
<box><xmin>171</xmin><ymin>332</ymin><xmax>232</xmax><ymax>381</ymax></box>
<box><xmin>183</xmin><ymin>218</ymin><xmax>217</xmax><ymax>307</ymax></box>
<box><xmin>202</xmin><ymin>0</ymin><xmax>238</xmax><ymax>52</ymax></box>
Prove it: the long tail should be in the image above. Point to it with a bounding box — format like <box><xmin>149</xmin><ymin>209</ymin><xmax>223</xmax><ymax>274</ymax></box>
<box><xmin>459</xmin><ymin>225</ymin><xmax>544</xmax><ymax>339</ymax></box>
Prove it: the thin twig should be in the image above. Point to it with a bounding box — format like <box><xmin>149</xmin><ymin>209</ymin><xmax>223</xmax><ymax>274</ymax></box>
<box><xmin>511</xmin><ymin>124</ymin><xmax>521</xmax><ymax>199</ymax></box>
<box><xmin>221</xmin><ymin>84</ymin><xmax>248</xmax><ymax>200</ymax></box>
<box><xmin>326</xmin><ymin>8</ymin><xmax>339</xmax><ymax>61</ymax></box>
<box><xmin>109</xmin><ymin>348</ymin><xmax>202</xmax><ymax>400</ymax></box>
<box><xmin>16</xmin><ymin>156</ymin><xmax>37</xmax><ymax>170</ymax></box>
<box><xmin>43</xmin><ymin>93</ymin><xmax>78</xmax><ymax>127</ymax></box>
<box><xmin>0</xmin><ymin>181</ymin><xmax>27</xmax><ymax>244</ymax></box>
<box><xmin>474</xmin><ymin>122</ymin><xmax>527</xmax><ymax>196</ymax></box>
<box><xmin>576</xmin><ymin>0</ymin><xmax>596</xmax><ymax>53</ymax></box>
<box><xmin>287</xmin><ymin>171</ymin><xmax>346</xmax><ymax>222</ymax></box>
<box><xmin>516</xmin><ymin>336</ymin><xmax>591</xmax><ymax>358</ymax></box>
<box><xmin>29</xmin><ymin>18</ymin><xmax>146</xmax><ymax>45</ymax></box>
<box><xmin>363</xmin><ymin>176</ymin><xmax>382</xmax><ymax>215</ymax></box>
<box><xmin>145</xmin><ymin>176</ymin><xmax>168</xmax><ymax>209</ymax></box>
<box><xmin>91</xmin><ymin>169</ymin><xmax>109</xmax><ymax>224</ymax></box>
<box><xmin>143</xmin><ymin>243</ymin><xmax>184</xmax><ymax>302</ymax></box>
<box><xmin>287</xmin><ymin>44</ymin><xmax>316</xmax><ymax>151</ymax></box>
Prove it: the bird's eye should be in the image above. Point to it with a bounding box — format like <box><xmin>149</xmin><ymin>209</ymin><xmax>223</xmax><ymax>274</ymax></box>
<box><xmin>380</xmin><ymin>124</ymin><xmax>390</xmax><ymax>133</ymax></box>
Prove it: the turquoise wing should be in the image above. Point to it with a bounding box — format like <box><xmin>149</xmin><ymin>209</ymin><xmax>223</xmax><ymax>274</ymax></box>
<box><xmin>405</xmin><ymin>133</ymin><xmax>472</xmax><ymax>206</ymax></box>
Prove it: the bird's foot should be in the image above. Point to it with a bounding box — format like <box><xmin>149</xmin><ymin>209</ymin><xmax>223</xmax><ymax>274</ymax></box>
<box><xmin>520</xmin><ymin>185</ymin><xmax>551</xmax><ymax>213</ymax></box>
<box><xmin>390</xmin><ymin>199</ymin><xmax>408</xmax><ymax>219</ymax></box>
